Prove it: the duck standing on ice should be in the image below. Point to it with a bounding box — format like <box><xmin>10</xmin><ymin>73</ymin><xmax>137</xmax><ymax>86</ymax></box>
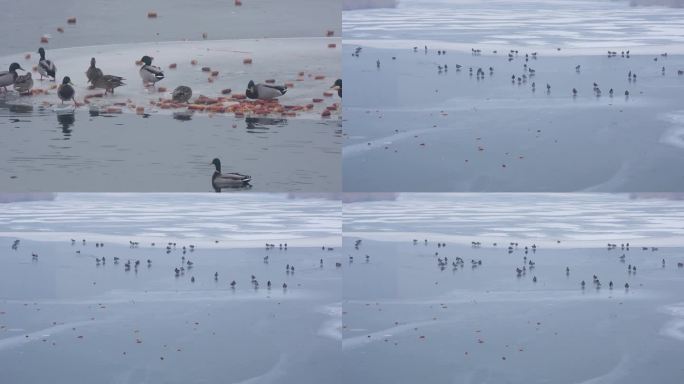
<box><xmin>210</xmin><ymin>158</ymin><xmax>251</xmax><ymax>191</ymax></box>
<box><xmin>86</xmin><ymin>58</ymin><xmax>103</xmax><ymax>85</ymax></box>
<box><xmin>13</xmin><ymin>72</ymin><xmax>33</xmax><ymax>95</ymax></box>
<box><xmin>57</xmin><ymin>76</ymin><xmax>76</xmax><ymax>105</ymax></box>
<box><xmin>92</xmin><ymin>73</ymin><xmax>125</xmax><ymax>95</ymax></box>
<box><xmin>0</xmin><ymin>63</ymin><xmax>24</xmax><ymax>92</ymax></box>
<box><xmin>37</xmin><ymin>47</ymin><xmax>57</xmax><ymax>81</ymax></box>
<box><xmin>87</xmin><ymin>58</ymin><xmax>125</xmax><ymax>94</ymax></box>
<box><xmin>138</xmin><ymin>55</ymin><xmax>164</xmax><ymax>87</ymax></box>
<box><xmin>245</xmin><ymin>80</ymin><xmax>287</xmax><ymax>100</ymax></box>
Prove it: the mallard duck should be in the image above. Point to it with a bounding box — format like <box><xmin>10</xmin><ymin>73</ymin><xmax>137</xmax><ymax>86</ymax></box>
<box><xmin>0</xmin><ymin>63</ymin><xmax>24</xmax><ymax>91</ymax></box>
<box><xmin>330</xmin><ymin>79</ymin><xmax>341</xmax><ymax>97</ymax></box>
<box><xmin>139</xmin><ymin>55</ymin><xmax>164</xmax><ymax>86</ymax></box>
<box><xmin>37</xmin><ymin>47</ymin><xmax>57</xmax><ymax>81</ymax></box>
<box><xmin>91</xmin><ymin>73</ymin><xmax>125</xmax><ymax>94</ymax></box>
<box><xmin>172</xmin><ymin>86</ymin><xmax>192</xmax><ymax>102</ymax></box>
<box><xmin>57</xmin><ymin>76</ymin><xmax>76</xmax><ymax>104</ymax></box>
<box><xmin>86</xmin><ymin>57</ymin><xmax>104</xmax><ymax>85</ymax></box>
<box><xmin>211</xmin><ymin>158</ymin><xmax>250</xmax><ymax>190</ymax></box>
<box><xmin>13</xmin><ymin>72</ymin><xmax>33</xmax><ymax>95</ymax></box>
<box><xmin>245</xmin><ymin>80</ymin><xmax>286</xmax><ymax>100</ymax></box>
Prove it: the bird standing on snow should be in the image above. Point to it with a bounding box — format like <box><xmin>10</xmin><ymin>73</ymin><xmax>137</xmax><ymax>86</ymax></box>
<box><xmin>37</xmin><ymin>47</ymin><xmax>57</xmax><ymax>81</ymax></box>
<box><xmin>245</xmin><ymin>80</ymin><xmax>286</xmax><ymax>100</ymax></box>
<box><xmin>139</xmin><ymin>55</ymin><xmax>164</xmax><ymax>87</ymax></box>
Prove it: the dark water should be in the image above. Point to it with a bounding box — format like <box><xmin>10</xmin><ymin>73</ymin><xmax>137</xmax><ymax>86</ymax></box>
<box><xmin>0</xmin><ymin>106</ymin><xmax>341</xmax><ymax>192</ymax></box>
<box><xmin>0</xmin><ymin>238</ymin><xmax>342</xmax><ymax>384</ymax></box>
<box><xmin>342</xmin><ymin>46</ymin><xmax>684</xmax><ymax>191</ymax></box>
<box><xmin>343</xmin><ymin>237</ymin><xmax>684</xmax><ymax>384</ymax></box>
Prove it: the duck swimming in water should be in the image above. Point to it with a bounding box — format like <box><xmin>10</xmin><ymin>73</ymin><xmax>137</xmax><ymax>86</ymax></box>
<box><xmin>245</xmin><ymin>80</ymin><xmax>287</xmax><ymax>100</ymax></box>
<box><xmin>330</xmin><ymin>79</ymin><xmax>342</xmax><ymax>97</ymax></box>
<box><xmin>0</xmin><ymin>63</ymin><xmax>23</xmax><ymax>92</ymax></box>
<box><xmin>210</xmin><ymin>158</ymin><xmax>251</xmax><ymax>191</ymax></box>
<box><xmin>172</xmin><ymin>86</ymin><xmax>192</xmax><ymax>103</ymax></box>
<box><xmin>57</xmin><ymin>76</ymin><xmax>76</xmax><ymax>104</ymax></box>
<box><xmin>37</xmin><ymin>47</ymin><xmax>57</xmax><ymax>81</ymax></box>
<box><xmin>139</xmin><ymin>55</ymin><xmax>164</xmax><ymax>86</ymax></box>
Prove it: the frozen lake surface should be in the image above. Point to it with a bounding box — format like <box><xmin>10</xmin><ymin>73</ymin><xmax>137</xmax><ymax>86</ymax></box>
<box><xmin>342</xmin><ymin>0</ymin><xmax>684</xmax><ymax>191</ymax></box>
<box><xmin>343</xmin><ymin>193</ymin><xmax>684</xmax><ymax>383</ymax></box>
<box><xmin>0</xmin><ymin>193</ymin><xmax>342</xmax><ymax>384</ymax></box>
<box><xmin>0</xmin><ymin>193</ymin><xmax>341</xmax><ymax>248</ymax></box>
<box><xmin>0</xmin><ymin>0</ymin><xmax>341</xmax><ymax>192</ymax></box>
<box><xmin>343</xmin><ymin>0</ymin><xmax>684</xmax><ymax>54</ymax></box>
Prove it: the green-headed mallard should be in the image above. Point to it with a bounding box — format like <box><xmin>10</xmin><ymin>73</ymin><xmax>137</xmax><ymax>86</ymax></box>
<box><xmin>139</xmin><ymin>55</ymin><xmax>164</xmax><ymax>86</ymax></box>
<box><xmin>172</xmin><ymin>86</ymin><xmax>192</xmax><ymax>103</ymax></box>
<box><xmin>86</xmin><ymin>57</ymin><xmax>104</xmax><ymax>85</ymax></box>
<box><xmin>211</xmin><ymin>158</ymin><xmax>250</xmax><ymax>190</ymax></box>
<box><xmin>0</xmin><ymin>63</ymin><xmax>23</xmax><ymax>91</ymax></box>
<box><xmin>57</xmin><ymin>76</ymin><xmax>76</xmax><ymax>104</ymax></box>
<box><xmin>331</xmin><ymin>79</ymin><xmax>341</xmax><ymax>97</ymax></box>
<box><xmin>13</xmin><ymin>72</ymin><xmax>33</xmax><ymax>95</ymax></box>
<box><xmin>245</xmin><ymin>80</ymin><xmax>286</xmax><ymax>100</ymax></box>
<box><xmin>37</xmin><ymin>47</ymin><xmax>57</xmax><ymax>81</ymax></box>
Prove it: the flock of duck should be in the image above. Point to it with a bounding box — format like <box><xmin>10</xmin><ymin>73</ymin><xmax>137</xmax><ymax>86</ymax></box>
<box><xmin>0</xmin><ymin>47</ymin><xmax>343</xmax><ymax>104</ymax></box>
<box><xmin>10</xmin><ymin>238</ymin><xmax>343</xmax><ymax>292</ymax></box>
<box><xmin>360</xmin><ymin>45</ymin><xmax>682</xmax><ymax>99</ymax></box>
<box><xmin>1</xmin><ymin>47</ymin><xmax>343</xmax><ymax>191</ymax></box>
<box><xmin>353</xmin><ymin>238</ymin><xmax>683</xmax><ymax>293</ymax></box>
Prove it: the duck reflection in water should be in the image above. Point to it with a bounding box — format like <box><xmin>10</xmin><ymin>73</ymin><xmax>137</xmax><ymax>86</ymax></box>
<box><xmin>173</xmin><ymin>111</ymin><xmax>193</xmax><ymax>121</ymax></box>
<box><xmin>245</xmin><ymin>117</ymin><xmax>287</xmax><ymax>131</ymax></box>
<box><xmin>7</xmin><ymin>103</ymin><xmax>33</xmax><ymax>114</ymax></box>
<box><xmin>57</xmin><ymin>112</ymin><xmax>75</xmax><ymax>137</ymax></box>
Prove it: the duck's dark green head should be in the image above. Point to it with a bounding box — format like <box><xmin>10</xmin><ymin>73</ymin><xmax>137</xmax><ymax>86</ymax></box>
<box><xmin>37</xmin><ymin>47</ymin><xmax>46</xmax><ymax>57</ymax></box>
<box><xmin>246</xmin><ymin>81</ymin><xmax>257</xmax><ymax>99</ymax></box>
<box><xmin>62</xmin><ymin>76</ymin><xmax>73</xmax><ymax>85</ymax></box>
<box><xmin>211</xmin><ymin>158</ymin><xmax>221</xmax><ymax>172</ymax></box>
<box><xmin>9</xmin><ymin>63</ymin><xmax>23</xmax><ymax>72</ymax></box>
<box><xmin>331</xmin><ymin>79</ymin><xmax>342</xmax><ymax>96</ymax></box>
<box><xmin>140</xmin><ymin>56</ymin><xmax>153</xmax><ymax>66</ymax></box>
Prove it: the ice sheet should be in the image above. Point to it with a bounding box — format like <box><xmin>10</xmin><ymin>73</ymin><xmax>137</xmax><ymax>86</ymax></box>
<box><xmin>0</xmin><ymin>193</ymin><xmax>342</xmax><ymax>248</ymax></box>
<box><xmin>343</xmin><ymin>0</ymin><xmax>684</xmax><ymax>55</ymax></box>
<box><xmin>343</xmin><ymin>193</ymin><xmax>684</xmax><ymax>248</ymax></box>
